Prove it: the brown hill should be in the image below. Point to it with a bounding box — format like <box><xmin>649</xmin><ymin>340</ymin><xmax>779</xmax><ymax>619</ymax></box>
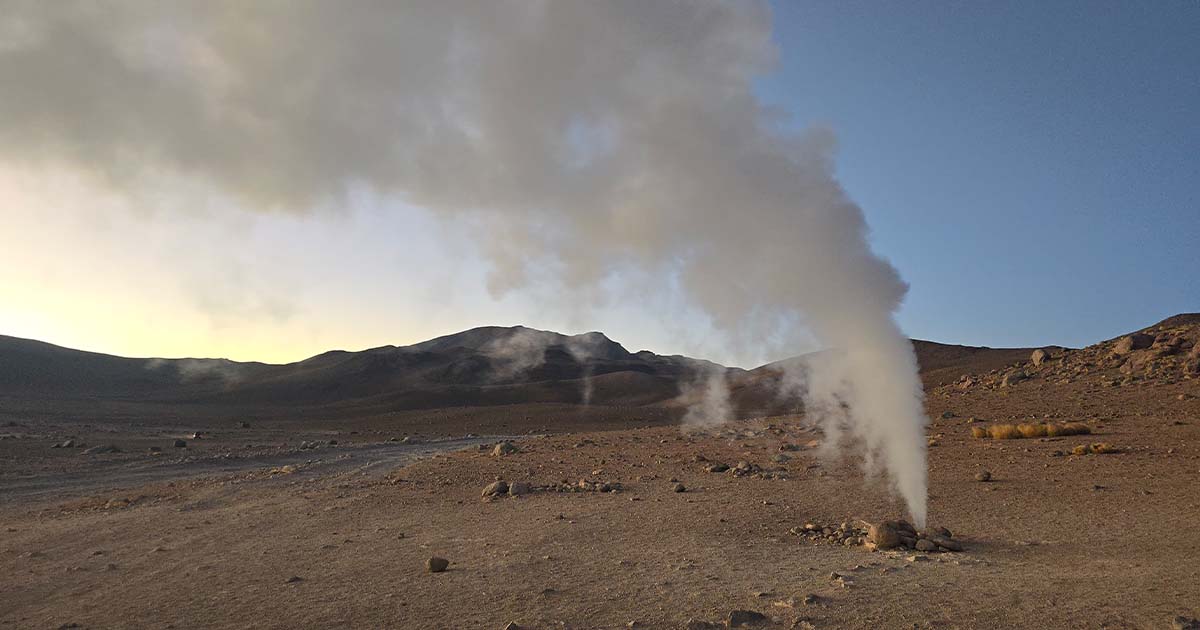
<box><xmin>3</xmin><ymin>315</ymin><xmax>1195</xmax><ymax>424</ymax></box>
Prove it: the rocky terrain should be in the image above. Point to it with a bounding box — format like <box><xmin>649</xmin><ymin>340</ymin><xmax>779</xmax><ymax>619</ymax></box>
<box><xmin>1</xmin><ymin>315</ymin><xmax>1198</xmax><ymax>629</ymax></box>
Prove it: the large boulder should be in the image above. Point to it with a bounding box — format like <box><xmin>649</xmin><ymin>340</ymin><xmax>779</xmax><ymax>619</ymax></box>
<box><xmin>1112</xmin><ymin>333</ymin><xmax>1153</xmax><ymax>355</ymax></box>
<box><xmin>1030</xmin><ymin>349</ymin><xmax>1050</xmax><ymax>366</ymax></box>
<box><xmin>867</xmin><ymin>522</ymin><xmax>903</xmax><ymax>550</ymax></box>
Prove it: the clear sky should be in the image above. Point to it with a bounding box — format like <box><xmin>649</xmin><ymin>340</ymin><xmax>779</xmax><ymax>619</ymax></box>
<box><xmin>0</xmin><ymin>2</ymin><xmax>1195</xmax><ymax>366</ymax></box>
<box><xmin>764</xmin><ymin>1</ymin><xmax>1198</xmax><ymax>348</ymax></box>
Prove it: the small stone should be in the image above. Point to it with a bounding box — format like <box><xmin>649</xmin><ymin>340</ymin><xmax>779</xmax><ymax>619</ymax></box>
<box><xmin>705</xmin><ymin>463</ymin><xmax>729</xmax><ymax>473</ymax></box>
<box><xmin>426</xmin><ymin>557</ymin><xmax>449</xmax><ymax>573</ymax></box>
<box><xmin>931</xmin><ymin>535</ymin><xmax>963</xmax><ymax>552</ymax></box>
<box><xmin>173</xmin><ymin>439</ymin><xmax>187</xmax><ymax>448</ymax></box>
<box><xmin>1172</xmin><ymin>616</ymin><xmax>1200</xmax><ymax>630</ymax></box>
<box><xmin>1001</xmin><ymin>370</ymin><xmax>1028</xmax><ymax>387</ymax></box>
<box><xmin>286</xmin><ymin>576</ymin><xmax>303</xmax><ymax>583</ymax></box>
<box><xmin>915</xmin><ymin>539</ymin><xmax>937</xmax><ymax>552</ymax></box>
<box><xmin>492</xmin><ymin>441</ymin><xmax>519</xmax><ymax>456</ymax></box>
<box><xmin>802</xmin><ymin>593</ymin><xmax>820</xmax><ymax>606</ymax></box>
<box><xmin>672</xmin><ymin>483</ymin><xmax>686</xmax><ymax>493</ymax></box>
<box><xmin>503</xmin><ymin>623</ymin><xmax>523</xmax><ymax>630</ymax></box>
<box><xmin>975</xmin><ymin>470</ymin><xmax>992</xmax><ymax>482</ymax></box>
<box><xmin>507</xmin><ymin>481</ymin><xmax>531</xmax><ymax>496</ymax></box>
<box><xmin>683</xmin><ymin>621</ymin><xmax>723</xmax><ymax>630</ymax></box>
<box><xmin>727</xmin><ymin>610</ymin><xmax>768</xmax><ymax>627</ymax></box>
<box><xmin>482</xmin><ymin>481</ymin><xmax>509</xmax><ymax>497</ymax></box>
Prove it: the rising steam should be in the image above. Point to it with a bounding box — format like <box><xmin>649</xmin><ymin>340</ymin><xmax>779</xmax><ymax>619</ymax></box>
<box><xmin>0</xmin><ymin>1</ymin><xmax>928</xmax><ymax>525</ymax></box>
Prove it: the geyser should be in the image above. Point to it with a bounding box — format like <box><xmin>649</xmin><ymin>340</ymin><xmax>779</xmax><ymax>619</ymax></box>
<box><xmin>0</xmin><ymin>0</ymin><xmax>929</xmax><ymax>525</ymax></box>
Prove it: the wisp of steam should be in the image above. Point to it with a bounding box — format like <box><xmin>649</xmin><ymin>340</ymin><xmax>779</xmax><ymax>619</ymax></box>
<box><xmin>0</xmin><ymin>1</ymin><xmax>929</xmax><ymax>526</ymax></box>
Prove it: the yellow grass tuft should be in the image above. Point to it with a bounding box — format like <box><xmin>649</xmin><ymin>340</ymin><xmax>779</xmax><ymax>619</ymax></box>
<box><xmin>1017</xmin><ymin>423</ymin><xmax>1049</xmax><ymax>438</ymax></box>
<box><xmin>1046</xmin><ymin>422</ymin><xmax>1092</xmax><ymax>437</ymax></box>
<box><xmin>988</xmin><ymin>424</ymin><xmax>1023</xmax><ymax>440</ymax></box>
<box><xmin>971</xmin><ymin>422</ymin><xmax>1094</xmax><ymax>440</ymax></box>
<box><xmin>1090</xmin><ymin>442</ymin><xmax>1119</xmax><ymax>454</ymax></box>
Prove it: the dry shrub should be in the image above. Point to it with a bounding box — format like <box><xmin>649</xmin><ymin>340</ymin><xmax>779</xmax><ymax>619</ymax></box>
<box><xmin>970</xmin><ymin>427</ymin><xmax>989</xmax><ymax>439</ymax></box>
<box><xmin>1071</xmin><ymin>444</ymin><xmax>1091</xmax><ymax>456</ymax></box>
<box><xmin>988</xmin><ymin>424</ymin><xmax>1022</xmax><ymax>440</ymax></box>
<box><xmin>1090</xmin><ymin>442</ymin><xmax>1119</xmax><ymax>454</ymax></box>
<box><xmin>1046</xmin><ymin>422</ymin><xmax>1092</xmax><ymax>437</ymax></box>
<box><xmin>1017</xmin><ymin>423</ymin><xmax>1048</xmax><ymax>438</ymax></box>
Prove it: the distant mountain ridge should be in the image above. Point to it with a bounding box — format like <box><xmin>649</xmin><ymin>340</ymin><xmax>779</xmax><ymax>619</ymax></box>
<box><xmin>2</xmin><ymin>315</ymin><xmax>1194</xmax><ymax>417</ymax></box>
<box><xmin>0</xmin><ymin>326</ymin><xmax>719</xmax><ymax>410</ymax></box>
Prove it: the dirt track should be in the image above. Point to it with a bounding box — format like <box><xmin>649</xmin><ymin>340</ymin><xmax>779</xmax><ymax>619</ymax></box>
<box><xmin>0</xmin><ymin>436</ymin><xmax>518</xmax><ymax>502</ymax></box>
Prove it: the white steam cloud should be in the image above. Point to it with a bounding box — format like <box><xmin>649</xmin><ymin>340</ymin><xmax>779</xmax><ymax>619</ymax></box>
<box><xmin>0</xmin><ymin>1</ymin><xmax>928</xmax><ymax>525</ymax></box>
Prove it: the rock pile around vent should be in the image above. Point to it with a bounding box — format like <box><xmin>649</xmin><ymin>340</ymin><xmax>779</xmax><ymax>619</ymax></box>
<box><xmin>790</xmin><ymin>519</ymin><xmax>962</xmax><ymax>553</ymax></box>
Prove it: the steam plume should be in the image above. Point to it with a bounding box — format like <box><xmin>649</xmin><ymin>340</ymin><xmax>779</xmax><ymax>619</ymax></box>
<box><xmin>0</xmin><ymin>1</ymin><xmax>928</xmax><ymax>525</ymax></box>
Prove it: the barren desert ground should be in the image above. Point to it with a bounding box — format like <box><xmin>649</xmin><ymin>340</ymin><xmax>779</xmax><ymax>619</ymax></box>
<box><xmin>3</xmin><ymin>320</ymin><xmax>1200</xmax><ymax>629</ymax></box>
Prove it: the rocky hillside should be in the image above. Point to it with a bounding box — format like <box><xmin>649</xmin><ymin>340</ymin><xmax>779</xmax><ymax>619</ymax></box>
<box><xmin>947</xmin><ymin>314</ymin><xmax>1200</xmax><ymax>392</ymax></box>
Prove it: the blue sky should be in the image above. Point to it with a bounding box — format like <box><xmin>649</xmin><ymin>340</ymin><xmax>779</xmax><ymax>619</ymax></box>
<box><xmin>762</xmin><ymin>0</ymin><xmax>1198</xmax><ymax>347</ymax></box>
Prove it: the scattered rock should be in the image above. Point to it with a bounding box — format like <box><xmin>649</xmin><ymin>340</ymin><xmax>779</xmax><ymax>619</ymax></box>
<box><xmin>1031</xmin><ymin>348</ymin><xmax>1050</xmax><ymax>366</ymax></box>
<box><xmin>492</xmin><ymin>441</ymin><xmax>519</xmax><ymax>456</ymax></box>
<box><xmin>173</xmin><ymin>439</ymin><xmax>187</xmax><ymax>448</ymax></box>
<box><xmin>507</xmin><ymin>481</ymin><xmax>531</xmax><ymax>497</ymax></box>
<box><xmin>868</xmin><ymin>522</ymin><xmax>903</xmax><ymax>550</ymax></box>
<box><xmin>915</xmin><ymin>539</ymin><xmax>937</xmax><ymax>552</ymax></box>
<box><xmin>503</xmin><ymin>623</ymin><xmax>523</xmax><ymax>630</ymax></box>
<box><xmin>482</xmin><ymin>481</ymin><xmax>509</xmax><ymax>497</ymax></box>
<box><xmin>705</xmin><ymin>463</ymin><xmax>729</xmax><ymax>473</ymax></box>
<box><xmin>672</xmin><ymin>482</ymin><xmax>686</xmax><ymax>493</ymax></box>
<box><xmin>52</xmin><ymin>439</ymin><xmax>76</xmax><ymax>449</ymax></box>
<box><xmin>426</xmin><ymin>557</ymin><xmax>449</xmax><ymax>573</ymax></box>
<box><xmin>1001</xmin><ymin>370</ymin><xmax>1028</xmax><ymax>387</ymax></box>
<box><xmin>727</xmin><ymin>610</ymin><xmax>768</xmax><ymax>627</ymax></box>
<box><xmin>1113</xmin><ymin>333</ymin><xmax>1153</xmax><ymax>355</ymax></box>
<box><xmin>929</xmin><ymin>535</ymin><xmax>963</xmax><ymax>552</ymax></box>
<box><xmin>940</xmin><ymin>410</ymin><xmax>956</xmax><ymax>419</ymax></box>
<box><xmin>285</xmin><ymin>575</ymin><xmax>303</xmax><ymax>583</ymax></box>
<box><xmin>683</xmin><ymin>620</ymin><xmax>723</xmax><ymax>630</ymax></box>
<box><xmin>975</xmin><ymin>470</ymin><xmax>992</xmax><ymax>482</ymax></box>
<box><xmin>82</xmin><ymin>444</ymin><xmax>121</xmax><ymax>455</ymax></box>
<box><xmin>1172</xmin><ymin>616</ymin><xmax>1200</xmax><ymax>630</ymax></box>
